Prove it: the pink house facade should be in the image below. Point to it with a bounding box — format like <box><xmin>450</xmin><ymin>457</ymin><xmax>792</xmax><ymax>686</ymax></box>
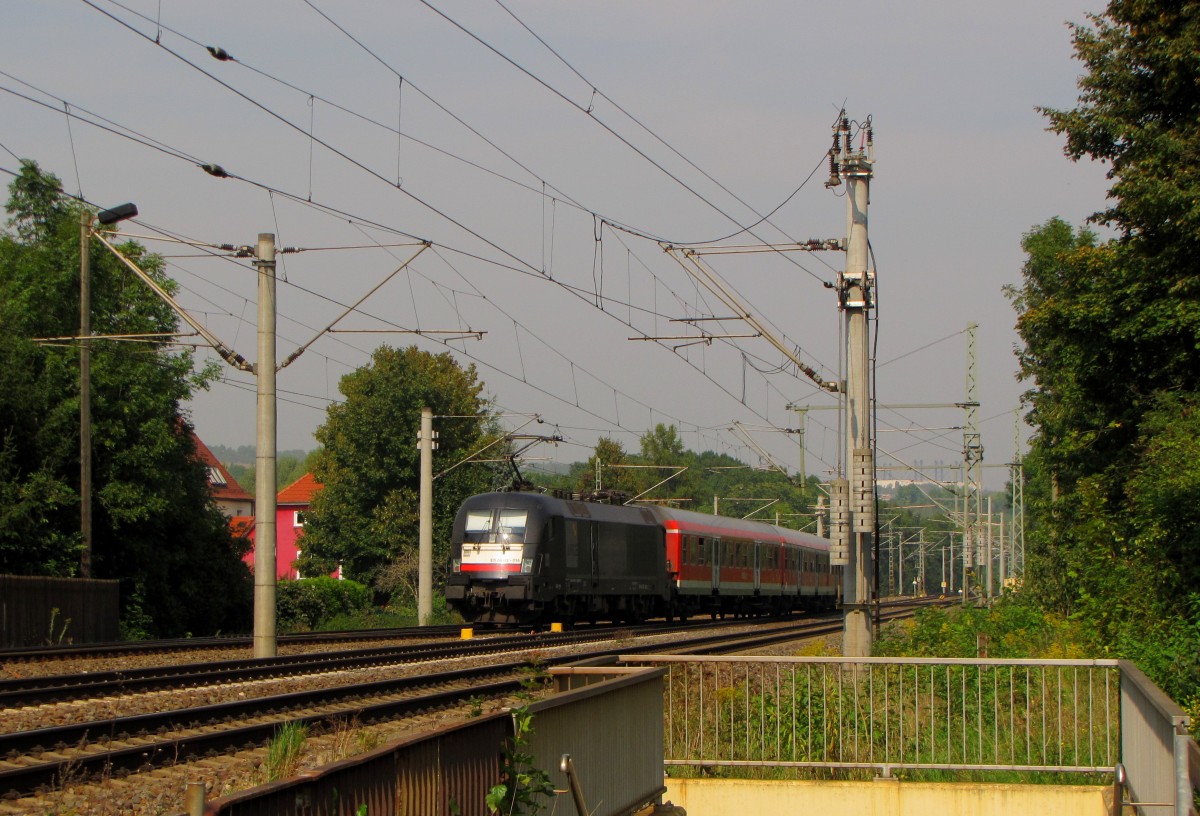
<box><xmin>234</xmin><ymin>473</ymin><xmax>324</xmax><ymax>580</ymax></box>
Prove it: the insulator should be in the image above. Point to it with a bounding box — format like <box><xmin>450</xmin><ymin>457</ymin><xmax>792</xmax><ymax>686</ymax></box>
<box><xmin>829</xmin><ymin>478</ymin><xmax>850</xmax><ymax>565</ymax></box>
<box><xmin>852</xmin><ymin>448</ymin><xmax>875</xmax><ymax>533</ymax></box>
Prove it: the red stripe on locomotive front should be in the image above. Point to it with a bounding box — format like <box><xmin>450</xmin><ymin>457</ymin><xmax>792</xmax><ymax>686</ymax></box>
<box><xmin>460</xmin><ymin>563</ymin><xmax>521</xmax><ymax>573</ymax></box>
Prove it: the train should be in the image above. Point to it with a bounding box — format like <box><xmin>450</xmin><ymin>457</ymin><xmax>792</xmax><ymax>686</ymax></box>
<box><xmin>444</xmin><ymin>489</ymin><xmax>841</xmax><ymax>624</ymax></box>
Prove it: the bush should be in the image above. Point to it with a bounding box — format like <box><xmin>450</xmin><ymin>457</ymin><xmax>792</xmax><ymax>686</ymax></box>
<box><xmin>276</xmin><ymin>577</ymin><xmax>371</xmax><ymax>631</ymax></box>
<box><xmin>874</xmin><ymin>596</ymin><xmax>1088</xmax><ymax>659</ymax></box>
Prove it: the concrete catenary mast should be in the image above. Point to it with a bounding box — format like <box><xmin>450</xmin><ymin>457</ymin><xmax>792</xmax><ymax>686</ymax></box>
<box><xmin>828</xmin><ymin>114</ymin><xmax>875</xmax><ymax>657</ymax></box>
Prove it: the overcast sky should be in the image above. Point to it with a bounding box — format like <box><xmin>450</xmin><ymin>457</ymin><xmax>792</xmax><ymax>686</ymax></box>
<box><xmin>1</xmin><ymin>1</ymin><xmax>1110</xmax><ymax>489</ymax></box>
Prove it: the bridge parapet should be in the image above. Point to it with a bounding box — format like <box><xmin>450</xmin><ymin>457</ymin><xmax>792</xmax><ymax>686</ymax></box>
<box><xmin>621</xmin><ymin>654</ymin><xmax>1195</xmax><ymax>816</ymax></box>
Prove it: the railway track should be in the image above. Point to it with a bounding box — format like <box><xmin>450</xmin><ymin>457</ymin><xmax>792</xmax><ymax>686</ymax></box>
<box><xmin>0</xmin><ymin>600</ymin><xmax>941</xmax><ymax>804</ymax></box>
<box><xmin>0</xmin><ymin>616</ymin><xmax>789</xmax><ymax>706</ymax></box>
<box><xmin>0</xmin><ymin>623</ymin><xmax>504</xmax><ymax>666</ymax></box>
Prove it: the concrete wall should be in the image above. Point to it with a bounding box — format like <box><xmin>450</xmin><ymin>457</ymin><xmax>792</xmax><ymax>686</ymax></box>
<box><xmin>663</xmin><ymin>777</ymin><xmax>1112</xmax><ymax>816</ymax></box>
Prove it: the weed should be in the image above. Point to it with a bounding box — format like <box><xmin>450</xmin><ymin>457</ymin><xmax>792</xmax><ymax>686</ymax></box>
<box><xmin>46</xmin><ymin>607</ymin><xmax>72</xmax><ymax>645</ymax></box>
<box><xmin>516</xmin><ymin>656</ymin><xmax>550</xmax><ymax>700</ymax></box>
<box><xmin>325</xmin><ymin>715</ymin><xmax>368</xmax><ymax>762</ymax></box>
<box><xmin>265</xmin><ymin>721</ymin><xmax>308</xmax><ymax>782</ymax></box>
<box><xmin>487</xmin><ymin>705</ymin><xmax>555</xmax><ymax>815</ymax></box>
<box><xmin>612</xmin><ymin>628</ymin><xmax>636</xmax><ymax>647</ymax></box>
<box><xmin>356</xmin><ymin>729</ymin><xmax>382</xmax><ymax>753</ymax></box>
<box><xmin>792</xmin><ymin>637</ymin><xmax>838</xmax><ymax>657</ymax></box>
<box><xmin>468</xmin><ymin>694</ymin><xmax>486</xmax><ymax>717</ymax></box>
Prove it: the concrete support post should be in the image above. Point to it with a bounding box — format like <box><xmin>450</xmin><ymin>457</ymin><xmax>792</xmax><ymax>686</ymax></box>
<box><xmin>418</xmin><ymin>407</ymin><xmax>434</xmax><ymax>626</ymax></box>
<box><xmin>999</xmin><ymin>508</ymin><xmax>1006</xmax><ymax>593</ymax></box>
<box><xmin>837</xmin><ymin>115</ymin><xmax>874</xmax><ymax>657</ymax></box>
<box><xmin>185</xmin><ymin>782</ymin><xmax>205</xmax><ymax>816</ymax></box>
<box><xmin>253</xmin><ymin>233</ymin><xmax>277</xmax><ymax>659</ymax></box>
<box><xmin>986</xmin><ymin>495</ymin><xmax>994</xmax><ymax>600</ymax></box>
<box><xmin>79</xmin><ymin>212</ymin><xmax>93</xmax><ymax>579</ymax></box>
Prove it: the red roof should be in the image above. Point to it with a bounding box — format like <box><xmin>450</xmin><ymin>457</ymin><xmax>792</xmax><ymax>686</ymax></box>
<box><xmin>230</xmin><ymin>515</ymin><xmax>255</xmax><ymax>540</ymax></box>
<box><xmin>191</xmin><ymin>433</ymin><xmax>253</xmax><ymax>503</ymax></box>
<box><xmin>277</xmin><ymin>472</ymin><xmax>323</xmax><ymax>505</ymax></box>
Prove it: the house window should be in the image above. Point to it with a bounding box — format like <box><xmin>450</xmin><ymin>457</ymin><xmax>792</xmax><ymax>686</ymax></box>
<box><xmin>207</xmin><ymin>466</ymin><xmax>227</xmax><ymax>487</ymax></box>
<box><xmin>294</xmin><ymin>510</ymin><xmax>307</xmax><ymax>527</ymax></box>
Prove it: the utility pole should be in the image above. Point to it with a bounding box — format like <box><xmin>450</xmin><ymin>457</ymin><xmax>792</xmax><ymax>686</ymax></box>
<box><xmin>948</xmin><ymin>531</ymin><xmax>955</xmax><ymax>592</ymax></box>
<box><xmin>959</xmin><ymin>463</ymin><xmax>970</xmax><ymax>604</ymax></box>
<box><xmin>962</xmin><ymin>323</ymin><xmax>983</xmax><ymax>604</ymax></box>
<box><xmin>79</xmin><ymin>212</ymin><xmax>93</xmax><ymax>579</ymax></box>
<box><xmin>79</xmin><ymin>203</ymin><xmax>138</xmax><ymax>579</ymax></box>
<box><xmin>418</xmin><ymin>407</ymin><xmax>436</xmax><ymax>626</ymax></box>
<box><xmin>1012</xmin><ymin>412</ymin><xmax>1025</xmax><ymax>579</ymax></box>
<box><xmin>786</xmin><ymin>405</ymin><xmax>809</xmax><ymax>485</ymax></box>
<box><xmin>999</xmin><ymin>506</ymin><xmax>1006</xmax><ymax>593</ymax></box>
<box><xmin>253</xmin><ymin>234</ymin><xmax>278</xmax><ymax>659</ymax></box>
<box><xmin>828</xmin><ymin>113</ymin><xmax>875</xmax><ymax>657</ymax></box>
<box><xmin>918</xmin><ymin>530</ymin><xmax>927</xmax><ymax>595</ymax></box>
<box><xmin>985</xmin><ymin>495</ymin><xmax>994</xmax><ymax>600</ymax></box>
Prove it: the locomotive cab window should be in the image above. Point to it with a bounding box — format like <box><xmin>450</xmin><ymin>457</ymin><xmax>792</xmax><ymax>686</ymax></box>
<box><xmin>497</xmin><ymin>510</ymin><xmax>527</xmax><ymax>543</ymax></box>
<box><xmin>463</xmin><ymin>509</ymin><xmax>529</xmax><ymax>545</ymax></box>
<box><xmin>464</xmin><ymin>511</ymin><xmax>492</xmax><ymax>544</ymax></box>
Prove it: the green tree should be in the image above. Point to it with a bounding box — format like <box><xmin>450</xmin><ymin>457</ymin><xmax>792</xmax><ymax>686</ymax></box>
<box><xmin>639</xmin><ymin>422</ymin><xmax>685</xmax><ymax>463</ymax></box>
<box><xmin>579</xmin><ymin>436</ymin><xmax>634</xmax><ymax>495</ymax></box>
<box><xmin>299</xmin><ymin>345</ymin><xmax>495</xmax><ymax>595</ymax></box>
<box><xmin>0</xmin><ymin>161</ymin><xmax>251</xmax><ymax>636</ymax></box>
<box><xmin>1007</xmin><ymin>0</ymin><xmax>1200</xmax><ymax>699</ymax></box>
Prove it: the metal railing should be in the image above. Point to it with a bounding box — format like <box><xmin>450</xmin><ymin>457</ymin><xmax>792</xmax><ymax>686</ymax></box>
<box><xmin>625</xmin><ymin>655</ymin><xmax>1122</xmax><ymax>776</ymax></box>
<box><xmin>1118</xmin><ymin>659</ymin><xmax>1194</xmax><ymax>816</ymax></box>
<box><xmin>526</xmin><ymin>665</ymin><xmax>668</xmax><ymax>816</ymax></box>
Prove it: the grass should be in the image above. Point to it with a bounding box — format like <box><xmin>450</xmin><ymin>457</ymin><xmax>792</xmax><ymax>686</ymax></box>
<box><xmin>265</xmin><ymin>722</ymin><xmax>308</xmax><ymax>782</ymax></box>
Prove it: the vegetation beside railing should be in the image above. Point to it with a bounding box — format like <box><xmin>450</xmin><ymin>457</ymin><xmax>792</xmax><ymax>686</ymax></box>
<box><xmin>661</xmin><ymin>655</ymin><xmax>1118</xmax><ymax>783</ymax></box>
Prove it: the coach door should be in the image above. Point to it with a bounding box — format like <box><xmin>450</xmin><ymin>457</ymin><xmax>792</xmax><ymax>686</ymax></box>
<box><xmin>711</xmin><ymin>538</ymin><xmax>721</xmax><ymax>591</ymax></box>
<box><xmin>753</xmin><ymin>541</ymin><xmax>763</xmax><ymax>592</ymax></box>
<box><xmin>589</xmin><ymin>522</ymin><xmax>600</xmax><ymax>587</ymax></box>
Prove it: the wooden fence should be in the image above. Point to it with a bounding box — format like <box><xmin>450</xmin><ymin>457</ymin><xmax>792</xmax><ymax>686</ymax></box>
<box><xmin>0</xmin><ymin>575</ymin><xmax>119</xmax><ymax>647</ymax></box>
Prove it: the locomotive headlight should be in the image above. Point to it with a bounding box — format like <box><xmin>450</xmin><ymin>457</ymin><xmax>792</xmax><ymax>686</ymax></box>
<box><xmin>452</xmin><ymin>558</ymin><xmax>462</xmax><ymax>573</ymax></box>
<box><xmin>521</xmin><ymin>557</ymin><xmax>533</xmax><ymax>574</ymax></box>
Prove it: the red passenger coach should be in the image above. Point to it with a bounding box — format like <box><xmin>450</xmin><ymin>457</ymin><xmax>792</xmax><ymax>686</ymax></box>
<box><xmin>657</xmin><ymin>506</ymin><xmax>838</xmax><ymax>620</ymax></box>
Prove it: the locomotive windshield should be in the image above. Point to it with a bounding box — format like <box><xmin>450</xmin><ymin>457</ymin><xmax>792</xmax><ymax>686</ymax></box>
<box><xmin>464</xmin><ymin>509</ymin><xmax>528</xmax><ymax>544</ymax></box>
